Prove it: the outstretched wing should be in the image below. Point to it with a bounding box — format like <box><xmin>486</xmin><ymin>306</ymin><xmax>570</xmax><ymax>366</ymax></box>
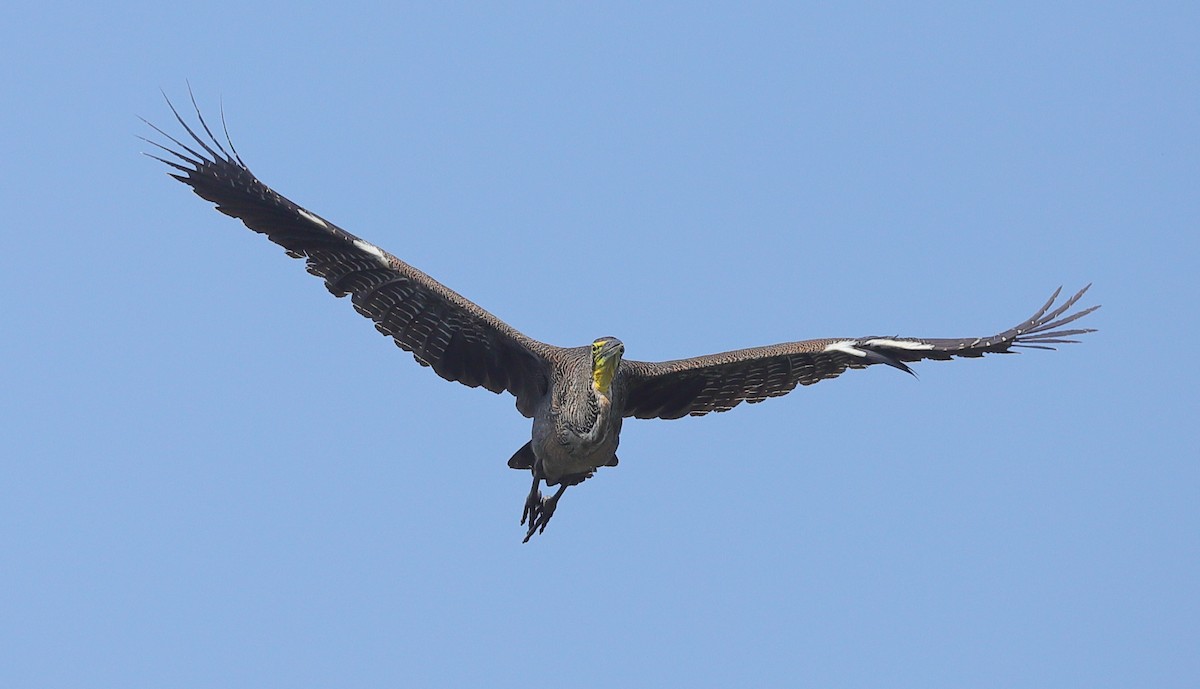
<box><xmin>144</xmin><ymin>92</ymin><xmax>555</xmax><ymax>417</ymax></box>
<box><xmin>619</xmin><ymin>286</ymin><xmax>1098</xmax><ymax>420</ymax></box>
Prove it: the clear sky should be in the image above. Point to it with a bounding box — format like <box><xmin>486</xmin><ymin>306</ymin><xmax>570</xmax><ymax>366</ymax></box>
<box><xmin>2</xmin><ymin>3</ymin><xmax>1196</xmax><ymax>688</ymax></box>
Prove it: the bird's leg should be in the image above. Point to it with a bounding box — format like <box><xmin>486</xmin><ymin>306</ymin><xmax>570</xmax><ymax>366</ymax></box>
<box><xmin>520</xmin><ymin>474</ymin><xmax>543</xmax><ymax>528</ymax></box>
<box><xmin>523</xmin><ymin>484</ymin><xmax>568</xmax><ymax>542</ymax></box>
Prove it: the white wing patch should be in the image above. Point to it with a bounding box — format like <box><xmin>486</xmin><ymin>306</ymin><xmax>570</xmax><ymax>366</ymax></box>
<box><xmin>825</xmin><ymin>338</ymin><xmax>935</xmax><ymax>357</ymax></box>
<box><xmin>823</xmin><ymin>340</ymin><xmax>867</xmax><ymax>357</ymax></box>
<box><xmin>353</xmin><ymin>239</ymin><xmax>391</xmax><ymax>266</ymax></box>
<box><xmin>863</xmin><ymin>338</ymin><xmax>934</xmax><ymax>350</ymax></box>
<box><xmin>297</xmin><ymin>208</ymin><xmax>328</xmax><ymax>228</ymax></box>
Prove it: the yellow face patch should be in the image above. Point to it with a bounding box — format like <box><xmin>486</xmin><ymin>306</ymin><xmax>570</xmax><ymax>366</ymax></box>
<box><xmin>592</xmin><ymin>339</ymin><xmax>619</xmax><ymax>395</ymax></box>
<box><xmin>592</xmin><ymin>356</ymin><xmax>616</xmax><ymax>394</ymax></box>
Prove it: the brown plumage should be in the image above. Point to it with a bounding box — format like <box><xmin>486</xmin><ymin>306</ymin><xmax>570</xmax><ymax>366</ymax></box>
<box><xmin>145</xmin><ymin>92</ymin><xmax>1099</xmax><ymax>541</ymax></box>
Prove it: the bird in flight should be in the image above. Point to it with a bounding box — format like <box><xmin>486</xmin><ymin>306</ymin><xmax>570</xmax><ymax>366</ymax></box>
<box><xmin>144</xmin><ymin>92</ymin><xmax>1099</xmax><ymax>542</ymax></box>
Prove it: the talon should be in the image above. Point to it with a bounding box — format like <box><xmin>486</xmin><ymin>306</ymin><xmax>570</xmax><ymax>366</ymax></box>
<box><xmin>521</xmin><ymin>483</ymin><xmax>568</xmax><ymax>542</ymax></box>
<box><xmin>521</xmin><ymin>474</ymin><xmax>543</xmax><ymax>528</ymax></box>
<box><xmin>524</xmin><ymin>501</ymin><xmax>553</xmax><ymax>542</ymax></box>
<box><xmin>521</xmin><ymin>489</ymin><xmax>542</xmax><ymax>526</ymax></box>
<box><xmin>535</xmin><ymin>497</ymin><xmax>558</xmax><ymax>534</ymax></box>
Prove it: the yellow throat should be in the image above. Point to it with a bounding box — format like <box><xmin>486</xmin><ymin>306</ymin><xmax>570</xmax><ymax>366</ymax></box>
<box><xmin>592</xmin><ymin>339</ymin><xmax>620</xmax><ymax>395</ymax></box>
<box><xmin>592</xmin><ymin>356</ymin><xmax>616</xmax><ymax>395</ymax></box>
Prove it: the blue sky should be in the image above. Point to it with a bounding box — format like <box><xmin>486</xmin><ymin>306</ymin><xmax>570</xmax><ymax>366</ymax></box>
<box><xmin>2</xmin><ymin>3</ymin><xmax>1197</xmax><ymax>687</ymax></box>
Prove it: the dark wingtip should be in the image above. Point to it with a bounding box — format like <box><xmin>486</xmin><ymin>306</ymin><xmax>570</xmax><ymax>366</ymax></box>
<box><xmin>1006</xmin><ymin>285</ymin><xmax>1099</xmax><ymax>350</ymax></box>
<box><xmin>862</xmin><ymin>349</ymin><xmax>917</xmax><ymax>378</ymax></box>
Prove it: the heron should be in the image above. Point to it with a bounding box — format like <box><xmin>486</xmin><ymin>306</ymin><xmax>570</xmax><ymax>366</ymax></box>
<box><xmin>144</xmin><ymin>93</ymin><xmax>1098</xmax><ymax>542</ymax></box>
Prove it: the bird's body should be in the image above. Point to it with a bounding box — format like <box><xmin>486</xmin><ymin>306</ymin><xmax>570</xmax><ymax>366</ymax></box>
<box><xmin>531</xmin><ymin>351</ymin><xmax>622</xmax><ymax>486</ymax></box>
<box><xmin>145</xmin><ymin>93</ymin><xmax>1099</xmax><ymax>541</ymax></box>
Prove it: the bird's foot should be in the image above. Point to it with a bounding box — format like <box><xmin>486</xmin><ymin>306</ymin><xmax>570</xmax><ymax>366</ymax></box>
<box><xmin>520</xmin><ymin>488</ymin><xmax>543</xmax><ymax>528</ymax></box>
<box><xmin>522</xmin><ymin>493</ymin><xmax>561</xmax><ymax>543</ymax></box>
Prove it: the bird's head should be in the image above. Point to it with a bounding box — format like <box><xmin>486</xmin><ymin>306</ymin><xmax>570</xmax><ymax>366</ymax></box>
<box><xmin>591</xmin><ymin>336</ymin><xmax>625</xmax><ymax>395</ymax></box>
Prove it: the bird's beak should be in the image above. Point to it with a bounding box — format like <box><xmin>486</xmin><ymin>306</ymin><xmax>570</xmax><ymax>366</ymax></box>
<box><xmin>600</xmin><ymin>341</ymin><xmax>624</xmax><ymax>361</ymax></box>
